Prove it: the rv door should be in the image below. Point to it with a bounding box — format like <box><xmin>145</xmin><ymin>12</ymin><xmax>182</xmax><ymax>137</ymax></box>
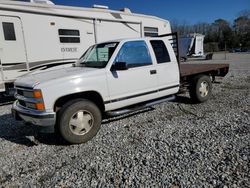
<box><xmin>0</xmin><ymin>16</ymin><xmax>27</xmax><ymax>89</ymax></box>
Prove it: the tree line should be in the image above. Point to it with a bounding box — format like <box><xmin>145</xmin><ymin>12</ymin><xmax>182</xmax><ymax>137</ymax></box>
<box><xmin>171</xmin><ymin>10</ymin><xmax>250</xmax><ymax>52</ymax></box>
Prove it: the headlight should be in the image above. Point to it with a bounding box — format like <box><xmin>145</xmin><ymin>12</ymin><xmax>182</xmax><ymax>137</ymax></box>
<box><xmin>22</xmin><ymin>91</ymin><xmax>33</xmax><ymax>98</ymax></box>
<box><xmin>25</xmin><ymin>102</ymin><xmax>45</xmax><ymax>111</ymax></box>
<box><xmin>21</xmin><ymin>89</ymin><xmax>43</xmax><ymax>99</ymax></box>
<box><xmin>24</xmin><ymin>89</ymin><xmax>44</xmax><ymax>110</ymax></box>
<box><xmin>25</xmin><ymin>102</ymin><xmax>36</xmax><ymax>109</ymax></box>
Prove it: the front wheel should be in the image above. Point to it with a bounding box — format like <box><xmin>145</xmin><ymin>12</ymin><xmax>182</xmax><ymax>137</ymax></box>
<box><xmin>189</xmin><ymin>75</ymin><xmax>212</xmax><ymax>103</ymax></box>
<box><xmin>58</xmin><ymin>99</ymin><xmax>102</xmax><ymax>144</ymax></box>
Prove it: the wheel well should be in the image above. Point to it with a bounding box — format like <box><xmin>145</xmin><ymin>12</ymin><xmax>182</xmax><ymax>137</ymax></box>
<box><xmin>54</xmin><ymin>91</ymin><xmax>105</xmax><ymax>113</ymax></box>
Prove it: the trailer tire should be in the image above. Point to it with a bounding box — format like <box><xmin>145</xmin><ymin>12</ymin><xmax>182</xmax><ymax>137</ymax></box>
<box><xmin>190</xmin><ymin>75</ymin><xmax>212</xmax><ymax>103</ymax></box>
<box><xmin>58</xmin><ymin>99</ymin><xmax>102</xmax><ymax>144</ymax></box>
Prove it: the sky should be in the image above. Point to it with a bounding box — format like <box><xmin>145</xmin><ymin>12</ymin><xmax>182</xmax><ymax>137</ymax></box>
<box><xmin>52</xmin><ymin>0</ymin><xmax>250</xmax><ymax>25</ymax></box>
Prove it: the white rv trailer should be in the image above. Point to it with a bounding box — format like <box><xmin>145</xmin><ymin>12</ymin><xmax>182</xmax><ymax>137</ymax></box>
<box><xmin>0</xmin><ymin>0</ymin><xmax>172</xmax><ymax>94</ymax></box>
<box><xmin>179</xmin><ymin>33</ymin><xmax>205</xmax><ymax>60</ymax></box>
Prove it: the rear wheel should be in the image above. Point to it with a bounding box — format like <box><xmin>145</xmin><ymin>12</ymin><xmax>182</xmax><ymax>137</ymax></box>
<box><xmin>189</xmin><ymin>75</ymin><xmax>212</xmax><ymax>103</ymax></box>
<box><xmin>58</xmin><ymin>99</ymin><xmax>102</xmax><ymax>144</ymax></box>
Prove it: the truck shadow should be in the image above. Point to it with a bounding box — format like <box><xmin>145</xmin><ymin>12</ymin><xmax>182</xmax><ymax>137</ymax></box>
<box><xmin>0</xmin><ymin>114</ymin><xmax>67</xmax><ymax>146</ymax></box>
<box><xmin>0</xmin><ymin>96</ymin><xmax>194</xmax><ymax>146</ymax></box>
<box><xmin>1</xmin><ymin>109</ymin><xmax>156</xmax><ymax>146</ymax></box>
<box><xmin>102</xmin><ymin>107</ymin><xmax>155</xmax><ymax>124</ymax></box>
<box><xmin>173</xmin><ymin>95</ymin><xmax>194</xmax><ymax>104</ymax></box>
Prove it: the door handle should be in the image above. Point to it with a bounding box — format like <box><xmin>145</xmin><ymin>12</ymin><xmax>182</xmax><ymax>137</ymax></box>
<box><xmin>150</xmin><ymin>70</ymin><xmax>157</xmax><ymax>75</ymax></box>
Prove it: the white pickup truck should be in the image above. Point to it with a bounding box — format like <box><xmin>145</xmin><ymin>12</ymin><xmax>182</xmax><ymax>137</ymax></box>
<box><xmin>12</xmin><ymin>34</ymin><xmax>229</xmax><ymax>144</ymax></box>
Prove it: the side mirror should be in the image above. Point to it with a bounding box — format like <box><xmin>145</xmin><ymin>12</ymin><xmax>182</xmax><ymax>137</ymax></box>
<box><xmin>111</xmin><ymin>62</ymin><xmax>128</xmax><ymax>71</ymax></box>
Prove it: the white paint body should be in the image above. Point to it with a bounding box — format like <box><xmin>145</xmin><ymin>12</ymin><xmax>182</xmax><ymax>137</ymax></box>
<box><xmin>0</xmin><ymin>0</ymin><xmax>171</xmax><ymax>92</ymax></box>
<box><xmin>15</xmin><ymin>38</ymin><xmax>180</xmax><ymax>113</ymax></box>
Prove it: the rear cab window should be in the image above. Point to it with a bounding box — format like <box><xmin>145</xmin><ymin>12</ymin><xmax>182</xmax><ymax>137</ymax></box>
<box><xmin>150</xmin><ymin>40</ymin><xmax>171</xmax><ymax>64</ymax></box>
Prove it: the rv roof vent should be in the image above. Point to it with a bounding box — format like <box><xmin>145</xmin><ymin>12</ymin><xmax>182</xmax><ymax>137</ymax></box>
<box><xmin>30</xmin><ymin>0</ymin><xmax>55</xmax><ymax>5</ymax></box>
<box><xmin>120</xmin><ymin>8</ymin><xmax>131</xmax><ymax>13</ymax></box>
<box><xmin>92</xmin><ymin>4</ymin><xmax>109</xmax><ymax>9</ymax></box>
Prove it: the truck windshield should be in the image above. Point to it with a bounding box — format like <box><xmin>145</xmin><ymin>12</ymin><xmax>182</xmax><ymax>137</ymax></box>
<box><xmin>76</xmin><ymin>42</ymin><xmax>119</xmax><ymax>68</ymax></box>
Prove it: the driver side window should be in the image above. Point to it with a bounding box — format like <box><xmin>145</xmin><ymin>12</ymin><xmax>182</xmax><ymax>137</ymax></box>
<box><xmin>114</xmin><ymin>41</ymin><xmax>152</xmax><ymax>68</ymax></box>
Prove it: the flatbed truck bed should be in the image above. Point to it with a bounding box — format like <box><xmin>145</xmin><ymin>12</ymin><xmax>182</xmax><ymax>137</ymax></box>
<box><xmin>156</xmin><ymin>33</ymin><xmax>229</xmax><ymax>79</ymax></box>
<box><xmin>178</xmin><ymin>63</ymin><xmax>229</xmax><ymax>94</ymax></box>
<box><xmin>180</xmin><ymin>63</ymin><xmax>229</xmax><ymax>77</ymax></box>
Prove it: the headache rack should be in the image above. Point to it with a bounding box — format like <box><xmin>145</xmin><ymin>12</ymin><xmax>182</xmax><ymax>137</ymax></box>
<box><xmin>152</xmin><ymin>32</ymin><xmax>229</xmax><ymax>81</ymax></box>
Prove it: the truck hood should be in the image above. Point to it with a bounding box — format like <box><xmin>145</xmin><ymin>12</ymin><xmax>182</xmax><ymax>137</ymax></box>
<box><xmin>15</xmin><ymin>66</ymin><xmax>97</xmax><ymax>88</ymax></box>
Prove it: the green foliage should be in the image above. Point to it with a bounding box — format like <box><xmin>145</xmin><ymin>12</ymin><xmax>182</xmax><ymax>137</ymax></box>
<box><xmin>204</xmin><ymin>42</ymin><xmax>219</xmax><ymax>52</ymax></box>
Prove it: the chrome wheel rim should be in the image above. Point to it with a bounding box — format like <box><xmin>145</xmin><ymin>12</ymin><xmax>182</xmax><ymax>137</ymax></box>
<box><xmin>69</xmin><ymin>110</ymin><xmax>94</xmax><ymax>135</ymax></box>
<box><xmin>199</xmin><ymin>81</ymin><xmax>209</xmax><ymax>97</ymax></box>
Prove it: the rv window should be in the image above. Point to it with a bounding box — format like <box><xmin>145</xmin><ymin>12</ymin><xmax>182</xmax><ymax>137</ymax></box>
<box><xmin>144</xmin><ymin>27</ymin><xmax>158</xmax><ymax>37</ymax></box>
<box><xmin>2</xmin><ymin>22</ymin><xmax>16</xmax><ymax>41</ymax></box>
<box><xmin>60</xmin><ymin>37</ymin><xmax>80</xmax><ymax>43</ymax></box>
<box><xmin>58</xmin><ymin>29</ymin><xmax>80</xmax><ymax>43</ymax></box>
<box><xmin>150</xmin><ymin>40</ymin><xmax>170</xmax><ymax>63</ymax></box>
<box><xmin>58</xmin><ymin>29</ymin><xmax>80</xmax><ymax>36</ymax></box>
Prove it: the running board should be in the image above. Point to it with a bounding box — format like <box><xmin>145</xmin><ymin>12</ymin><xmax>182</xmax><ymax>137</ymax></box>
<box><xmin>106</xmin><ymin>95</ymin><xmax>175</xmax><ymax>117</ymax></box>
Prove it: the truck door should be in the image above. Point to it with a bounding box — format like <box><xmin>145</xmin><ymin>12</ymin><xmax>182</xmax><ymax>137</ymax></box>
<box><xmin>149</xmin><ymin>39</ymin><xmax>180</xmax><ymax>97</ymax></box>
<box><xmin>0</xmin><ymin>16</ymin><xmax>27</xmax><ymax>85</ymax></box>
<box><xmin>107</xmin><ymin>40</ymin><xmax>158</xmax><ymax>108</ymax></box>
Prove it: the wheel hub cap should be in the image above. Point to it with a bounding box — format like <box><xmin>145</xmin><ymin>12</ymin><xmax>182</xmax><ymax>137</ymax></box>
<box><xmin>69</xmin><ymin>110</ymin><xmax>93</xmax><ymax>135</ymax></box>
<box><xmin>199</xmin><ymin>81</ymin><xmax>209</xmax><ymax>97</ymax></box>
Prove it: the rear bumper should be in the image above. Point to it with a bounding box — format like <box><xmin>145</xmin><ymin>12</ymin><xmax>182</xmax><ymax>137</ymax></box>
<box><xmin>12</xmin><ymin>101</ymin><xmax>56</xmax><ymax>127</ymax></box>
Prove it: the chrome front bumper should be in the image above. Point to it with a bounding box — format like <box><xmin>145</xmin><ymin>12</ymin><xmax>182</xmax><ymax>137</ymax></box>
<box><xmin>12</xmin><ymin>101</ymin><xmax>56</xmax><ymax>127</ymax></box>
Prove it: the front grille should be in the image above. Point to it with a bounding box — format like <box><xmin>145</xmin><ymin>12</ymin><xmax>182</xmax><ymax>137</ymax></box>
<box><xmin>17</xmin><ymin>89</ymin><xmax>23</xmax><ymax>96</ymax></box>
<box><xmin>15</xmin><ymin>85</ymin><xmax>34</xmax><ymax>109</ymax></box>
<box><xmin>19</xmin><ymin>100</ymin><xmax>26</xmax><ymax>107</ymax></box>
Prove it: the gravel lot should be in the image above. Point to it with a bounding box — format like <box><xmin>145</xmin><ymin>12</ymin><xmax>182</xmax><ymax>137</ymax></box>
<box><xmin>0</xmin><ymin>53</ymin><xmax>249</xmax><ymax>187</ymax></box>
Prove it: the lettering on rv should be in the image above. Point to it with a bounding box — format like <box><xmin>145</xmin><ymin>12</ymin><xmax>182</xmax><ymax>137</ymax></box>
<box><xmin>61</xmin><ymin>47</ymin><xmax>78</xmax><ymax>53</ymax></box>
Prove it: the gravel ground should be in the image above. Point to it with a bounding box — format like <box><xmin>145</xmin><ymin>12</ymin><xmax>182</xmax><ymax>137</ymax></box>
<box><xmin>0</xmin><ymin>53</ymin><xmax>249</xmax><ymax>187</ymax></box>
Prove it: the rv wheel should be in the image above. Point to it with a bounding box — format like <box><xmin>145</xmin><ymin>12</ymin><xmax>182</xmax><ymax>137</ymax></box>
<box><xmin>58</xmin><ymin>99</ymin><xmax>102</xmax><ymax>144</ymax></box>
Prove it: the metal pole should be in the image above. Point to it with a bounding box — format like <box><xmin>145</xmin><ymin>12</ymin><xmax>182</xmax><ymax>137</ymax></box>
<box><xmin>93</xmin><ymin>19</ymin><xmax>98</xmax><ymax>44</ymax></box>
<box><xmin>140</xmin><ymin>22</ymin><xmax>143</xmax><ymax>37</ymax></box>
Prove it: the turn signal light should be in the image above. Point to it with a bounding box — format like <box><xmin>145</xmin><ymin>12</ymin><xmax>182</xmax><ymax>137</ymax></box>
<box><xmin>33</xmin><ymin>90</ymin><xmax>43</xmax><ymax>98</ymax></box>
<box><xmin>36</xmin><ymin>103</ymin><xmax>45</xmax><ymax>111</ymax></box>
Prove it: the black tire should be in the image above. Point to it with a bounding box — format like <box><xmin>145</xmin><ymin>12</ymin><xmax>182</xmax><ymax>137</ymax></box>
<box><xmin>58</xmin><ymin>99</ymin><xmax>102</xmax><ymax>144</ymax></box>
<box><xmin>189</xmin><ymin>75</ymin><xmax>212</xmax><ymax>103</ymax></box>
